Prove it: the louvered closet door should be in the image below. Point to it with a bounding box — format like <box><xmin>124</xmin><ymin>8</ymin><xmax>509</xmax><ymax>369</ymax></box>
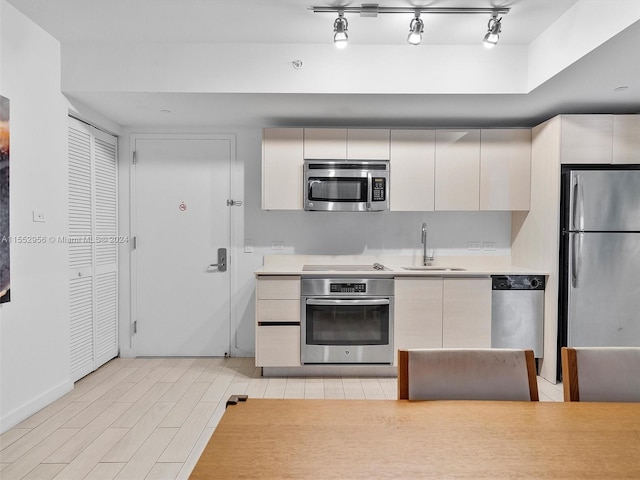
<box><xmin>93</xmin><ymin>129</ymin><xmax>118</xmax><ymax>368</ymax></box>
<box><xmin>69</xmin><ymin>119</ymin><xmax>94</xmax><ymax>381</ymax></box>
<box><xmin>68</xmin><ymin>117</ymin><xmax>118</xmax><ymax>382</ymax></box>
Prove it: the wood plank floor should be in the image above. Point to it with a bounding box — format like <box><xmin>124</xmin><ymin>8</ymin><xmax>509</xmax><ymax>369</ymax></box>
<box><xmin>0</xmin><ymin>357</ymin><xmax>564</xmax><ymax>480</ymax></box>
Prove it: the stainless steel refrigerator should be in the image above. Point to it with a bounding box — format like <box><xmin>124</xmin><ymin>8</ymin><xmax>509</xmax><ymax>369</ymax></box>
<box><xmin>559</xmin><ymin>168</ymin><xmax>640</xmax><ymax>376</ymax></box>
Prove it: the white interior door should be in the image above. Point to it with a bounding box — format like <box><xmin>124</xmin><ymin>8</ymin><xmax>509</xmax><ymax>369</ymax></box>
<box><xmin>133</xmin><ymin>136</ymin><xmax>232</xmax><ymax>356</ymax></box>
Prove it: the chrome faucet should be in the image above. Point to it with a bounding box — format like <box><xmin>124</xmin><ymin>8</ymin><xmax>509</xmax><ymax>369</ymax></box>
<box><xmin>421</xmin><ymin>222</ymin><xmax>434</xmax><ymax>266</ymax></box>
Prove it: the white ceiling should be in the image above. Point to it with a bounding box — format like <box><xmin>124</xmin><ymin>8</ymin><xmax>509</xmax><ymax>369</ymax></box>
<box><xmin>6</xmin><ymin>0</ymin><xmax>640</xmax><ymax>128</ymax></box>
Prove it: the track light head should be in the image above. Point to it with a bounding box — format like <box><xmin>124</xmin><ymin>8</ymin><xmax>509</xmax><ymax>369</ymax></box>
<box><xmin>407</xmin><ymin>14</ymin><xmax>424</xmax><ymax>46</ymax></box>
<box><xmin>333</xmin><ymin>11</ymin><xmax>348</xmax><ymax>49</ymax></box>
<box><xmin>483</xmin><ymin>14</ymin><xmax>501</xmax><ymax>48</ymax></box>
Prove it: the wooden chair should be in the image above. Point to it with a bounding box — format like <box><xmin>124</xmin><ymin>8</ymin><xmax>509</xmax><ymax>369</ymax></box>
<box><xmin>398</xmin><ymin>348</ymin><xmax>539</xmax><ymax>401</ymax></box>
<box><xmin>561</xmin><ymin>346</ymin><xmax>640</xmax><ymax>402</ymax></box>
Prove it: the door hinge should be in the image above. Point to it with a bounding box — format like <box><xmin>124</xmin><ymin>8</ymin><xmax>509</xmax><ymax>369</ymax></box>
<box><xmin>132</xmin><ymin>150</ymin><xmax>137</xmax><ymax>164</ymax></box>
<box><xmin>132</xmin><ymin>236</ymin><xmax>137</xmax><ymax>250</ymax></box>
<box><xmin>227</xmin><ymin>199</ymin><xmax>243</xmax><ymax>207</ymax></box>
<box><xmin>133</xmin><ymin>321</ymin><xmax>138</xmax><ymax>334</ymax></box>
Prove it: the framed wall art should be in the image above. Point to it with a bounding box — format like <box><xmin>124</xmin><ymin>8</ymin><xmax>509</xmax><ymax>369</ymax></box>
<box><xmin>1</xmin><ymin>95</ymin><xmax>10</xmax><ymax>303</ymax></box>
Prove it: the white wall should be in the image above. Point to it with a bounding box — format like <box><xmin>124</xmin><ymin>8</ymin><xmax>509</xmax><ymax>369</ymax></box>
<box><xmin>0</xmin><ymin>1</ymin><xmax>72</xmax><ymax>432</ymax></box>
<box><xmin>116</xmin><ymin>126</ymin><xmax>511</xmax><ymax>357</ymax></box>
<box><xmin>528</xmin><ymin>1</ymin><xmax>640</xmax><ymax>91</ymax></box>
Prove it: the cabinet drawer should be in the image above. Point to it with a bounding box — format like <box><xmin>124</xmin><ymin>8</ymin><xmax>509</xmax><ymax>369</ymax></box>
<box><xmin>257</xmin><ymin>276</ymin><xmax>300</xmax><ymax>299</ymax></box>
<box><xmin>257</xmin><ymin>299</ymin><xmax>300</xmax><ymax>323</ymax></box>
<box><xmin>256</xmin><ymin>325</ymin><xmax>301</xmax><ymax>367</ymax></box>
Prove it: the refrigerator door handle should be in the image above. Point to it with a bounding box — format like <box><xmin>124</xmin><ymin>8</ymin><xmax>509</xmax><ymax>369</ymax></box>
<box><xmin>571</xmin><ymin>233</ymin><xmax>582</xmax><ymax>288</ymax></box>
<box><xmin>572</xmin><ymin>174</ymin><xmax>584</xmax><ymax>231</ymax></box>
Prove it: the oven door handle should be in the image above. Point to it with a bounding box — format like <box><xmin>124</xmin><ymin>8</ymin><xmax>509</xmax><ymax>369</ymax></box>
<box><xmin>306</xmin><ymin>298</ymin><xmax>390</xmax><ymax>306</ymax></box>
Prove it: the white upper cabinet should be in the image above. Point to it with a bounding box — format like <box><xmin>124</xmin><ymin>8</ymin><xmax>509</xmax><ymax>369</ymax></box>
<box><xmin>435</xmin><ymin>130</ymin><xmax>481</xmax><ymax>211</ymax></box>
<box><xmin>347</xmin><ymin>129</ymin><xmax>390</xmax><ymax>159</ymax></box>
<box><xmin>303</xmin><ymin>128</ymin><xmax>347</xmax><ymax>159</ymax></box>
<box><xmin>390</xmin><ymin>129</ymin><xmax>435</xmax><ymax>211</ymax></box>
<box><xmin>303</xmin><ymin>128</ymin><xmax>390</xmax><ymax>160</ymax></box>
<box><xmin>480</xmin><ymin>129</ymin><xmax>531</xmax><ymax>211</ymax></box>
<box><xmin>560</xmin><ymin>114</ymin><xmax>640</xmax><ymax>165</ymax></box>
<box><xmin>560</xmin><ymin>115</ymin><xmax>614</xmax><ymax>164</ymax></box>
<box><xmin>262</xmin><ymin>128</ymin><xmax>304</xmax><ymax>210</ymax></box>
<box><xmin>613</xmin><ymin>115</ymin><xmax>640</xmax><ymax>164</ymax></box>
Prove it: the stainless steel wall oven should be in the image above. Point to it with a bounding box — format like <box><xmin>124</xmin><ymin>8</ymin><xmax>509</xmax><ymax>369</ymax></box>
<box><xmin>301</xmin><ymin>278</ymin><xmax>394</xmax><ymax>364</ymax></box>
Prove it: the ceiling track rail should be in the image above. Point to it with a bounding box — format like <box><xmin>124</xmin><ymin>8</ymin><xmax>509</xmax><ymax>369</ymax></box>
<box><xmin>309</xmin><ymin>5</ymin><xmax>510</xmax><ymax>17</ymax></box>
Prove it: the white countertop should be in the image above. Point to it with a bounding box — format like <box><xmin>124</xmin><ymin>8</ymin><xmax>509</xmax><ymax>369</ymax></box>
<box><xmin>254</xmin><ymin>255</ymin><xmax>547</xmax><ymax>277</ymax></box>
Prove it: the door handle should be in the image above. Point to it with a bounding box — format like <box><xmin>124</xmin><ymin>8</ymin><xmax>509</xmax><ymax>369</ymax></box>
<box><xmin>572</xmin><ymin>175</ymin><xmax>584</xmax><ymax>231</ymax></box>
<box><xmin>209</xmin><ymin>248</ymin><xmax>227</xmax><ymax>272</ymax></box>
<box><xmin>571</xmin><ymin>233</ymin><xmax>582</xmax><ymax>288</ymax></box>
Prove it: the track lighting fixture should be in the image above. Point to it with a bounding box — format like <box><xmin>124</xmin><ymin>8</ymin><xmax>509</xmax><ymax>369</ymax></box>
<box><xmin>483</xmin><ymin>14</ymin><xmax>502</xmax><ymax>48</ymax></box>
<box><xmin>333</xmin><ymin>11</ymin><xmax>348</xmax><ymax>49</ymax></box>
<box><xmin>407</xmin><ymin>14</ymin><xmax>424</xmax><ymax>46</ymax></box>
<box><xmin>311</xmin><ymin>4</ymin><xmax>509</xmax><ymax>47</ymax></box>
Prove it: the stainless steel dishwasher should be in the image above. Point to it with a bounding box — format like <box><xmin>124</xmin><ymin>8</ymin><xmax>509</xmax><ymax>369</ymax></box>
<box><xmin>491</xmin><ymin>275</ymin><xmax>545</xmax><ymax>358</ymax></box>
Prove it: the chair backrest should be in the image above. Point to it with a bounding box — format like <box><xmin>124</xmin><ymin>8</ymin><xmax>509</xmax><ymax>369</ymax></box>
<box><xmin>561</xmin><ymin>347</ymin><xmax>640</xmax><ymax>402</ymax></box>
<box><xmin>398</xmin><ymin>348</ymin><xmax>538</xmax><ymax>401</ymax></box>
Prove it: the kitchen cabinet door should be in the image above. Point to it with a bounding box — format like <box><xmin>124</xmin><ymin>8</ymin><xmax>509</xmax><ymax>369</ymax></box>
<box><xmin>256</xmin><ymin>325</ymin><xmax>301</xmax><ymax>367</ymax></box>
<box><xmin>435</xmin><ymin>130</ymin><xmax>480</xmax><ymax>211</ymax></box>
<box><xmin>480</xmin><ymin>129</ymin><xmax>531</xmax><ymax>211</ymax></box>
<box><xmin>613</xmin><ymin>115</ymin><xmax>640</xmax><ymax>164</ymax></box>
<box><xmin>394</xmin><ymin>277</ymin><xmax>443</xmax><ymax>355</ymax></box>
<box><xmin>442</xmin><ymin>277</ymin><xmax>491</xmax><ymax>348</ymax></box>
<box><xmin>560</xmin><ymin>115</ymin><xmax>613</xmax><ymax>164</ymax></box>
<box><xmin>390</xmin><ymin>129</ymin><xmax>435</xmax><ymax>211</ymax></box>
<box><xmin>304</xmin><ymin>128</ymin><xmax>347</xmax><ymax>159</ymax></box>
<box><xmin>262</xmin><ymin>128</ymin><xmax>304</xmax><ymax>210</ymax></box>
<box><xmin>257</xmin><ymin>276</ymin><xmax>301</xmax><ymax>299</ymax></box>
<box><xmin>347</xmin><ymin>129</ymin><xmax>390</xmax><ymax>160</ymax></box>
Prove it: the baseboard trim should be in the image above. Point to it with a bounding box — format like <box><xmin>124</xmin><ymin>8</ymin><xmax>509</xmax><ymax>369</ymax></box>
<box><xmin>262</xmin><ymin>365</ymin><xmax>397</xmax><ymax>378</ymax></box>
<box><xmin>0</xmin><ymin>379</ymin><xmax>73</xmax><ymax>434</ymax></box>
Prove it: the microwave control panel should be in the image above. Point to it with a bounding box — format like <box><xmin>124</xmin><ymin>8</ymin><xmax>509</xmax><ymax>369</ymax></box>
<box><xmin>372</xmin><ymin>178</ymin><xmax>386</xmax><ymax>201</ymax></box>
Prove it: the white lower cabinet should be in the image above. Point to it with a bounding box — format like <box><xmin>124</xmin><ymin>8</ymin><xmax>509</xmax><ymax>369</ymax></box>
<box><xmin>256</xmin><ymin>276</ymin><xmax>301</xmax><ymax>367</ymax></box>
<box><xmin>442</xmin><ymin>277</ymin><xmax>492</xmax><ymax>348</ymax></box>
<box><xmin>394</xmin><ymin>276</ymin><xmax>492</xmax><ymax>358</ymax></box>
<box><xmin>394</xmin><ymin>277</ymin><xmax>443</xmax><ymax>352</ymax></box>
<box><xmin>256</xmin><ymin>325</ymin><xmax>301</xmax><ymax>367</ymax></box>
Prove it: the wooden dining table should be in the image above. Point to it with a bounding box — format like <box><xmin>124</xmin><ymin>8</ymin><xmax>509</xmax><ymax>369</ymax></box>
<box><xmin>190</xmin><ymin>398</ymin><xmax>640</xmax><ymax>479</ymax></box>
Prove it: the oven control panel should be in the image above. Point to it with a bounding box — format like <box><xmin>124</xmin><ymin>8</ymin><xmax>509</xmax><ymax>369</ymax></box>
<box><xmin>330</xmin><ymin>283</ymin><xmax>366</xmax><ymax>293</ymax></box>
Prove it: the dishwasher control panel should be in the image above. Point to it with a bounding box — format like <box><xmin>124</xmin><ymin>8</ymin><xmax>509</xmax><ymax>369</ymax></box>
<box><xmin>492</xmin><ymin>275</ymin><xmax>545</xmax><ymax>290</ymax></box>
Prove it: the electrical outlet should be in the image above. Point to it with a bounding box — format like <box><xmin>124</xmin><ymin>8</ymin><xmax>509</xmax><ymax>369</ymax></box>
<box><xmin>271</xmin><ymin>241</ymin><xmax>284</xmax><ymax>250</ymax></box>
<box><xmin>483</xmin><ymin>242</ymin><xmax>496</xmax><ymax>251</ymax></box>
<box><xmin>244</xmin><ymin>239</ymin><xmax>254</xmax><ymax>253</ymax></box>
<box><xmin>32</xmin><ymin>210</ymin><xmax>45</xmax><ymax>223</ymax></box>
<box><xmin>467</xmin><ymin>242</ymin><xmax>481</xmax><ymax>250</ymax></box>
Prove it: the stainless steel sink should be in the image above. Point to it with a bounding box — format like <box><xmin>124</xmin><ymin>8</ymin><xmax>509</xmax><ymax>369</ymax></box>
<box><xmin>401</xmin><ymin>266</ymin><xmax>466</xmax><ymax>271</ymax></box>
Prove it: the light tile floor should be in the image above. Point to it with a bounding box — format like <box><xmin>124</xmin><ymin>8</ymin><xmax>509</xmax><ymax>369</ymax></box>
<box><xmin>0</xmin><ymin>357</ymin><xmax>563</xmax><ymax>480</ymax></box>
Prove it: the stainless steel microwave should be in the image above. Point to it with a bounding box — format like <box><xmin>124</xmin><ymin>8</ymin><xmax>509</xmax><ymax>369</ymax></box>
<box><xmin>303</xmin><ymin>160</ymin><xmax>390</xmax><ymax>212</ymax></box>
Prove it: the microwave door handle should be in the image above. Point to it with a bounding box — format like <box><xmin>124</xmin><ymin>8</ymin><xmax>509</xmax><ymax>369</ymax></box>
<box><xmin>306</xmin><ymin>298</ymin><xmax>390</xmax><ymax>306</ymax></box>
<box><xmin>366</xmin><ymin>172</ymin><xmax>372</xmax><ymax>211</ymax></box>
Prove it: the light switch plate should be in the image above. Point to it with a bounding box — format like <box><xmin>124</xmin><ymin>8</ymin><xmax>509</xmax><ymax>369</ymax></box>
<box><xmin>33</xmin><ymin>211</ymin><xmax>45</xmax><ymax>223</ymax></box>
<box><xmin>244</xmin><ymin>239</ymin><xmax>254</xmax><ymax>253</ymax></box>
